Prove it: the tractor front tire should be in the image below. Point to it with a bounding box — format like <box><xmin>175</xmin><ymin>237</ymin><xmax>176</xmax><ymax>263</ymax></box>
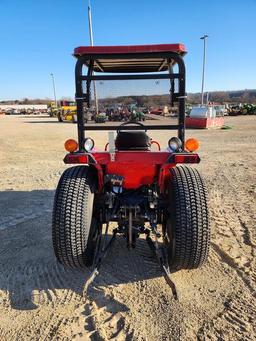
<box><xmin>165</xmin><ymin>166</ymin><xmax>210</xmax><ymax>270</ymax></box>
<box><xmin>52</xmin><ymin>166</ymin><xmax>99</xmax><ymax>268</ymax></box>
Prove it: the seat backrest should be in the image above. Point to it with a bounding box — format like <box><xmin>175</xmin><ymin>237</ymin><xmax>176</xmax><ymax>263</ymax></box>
<box><xmin>115</xmin><ymin>131</ymin><xmax>151</xmax><ymax>151</ymax></box>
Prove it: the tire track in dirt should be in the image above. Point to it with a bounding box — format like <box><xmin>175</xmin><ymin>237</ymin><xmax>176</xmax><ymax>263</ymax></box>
<box><xmin>0</xmin><ymin>209</ymin><xmax>52</xmax><ymax>232</ymax></box>
<box><xmin>0</xmin><ymin>167</ymin><xmax>64</xmax><ymax>191</ymax></box>
<box><xmin>84</xmin><ymin>287</ymin><xmax>130</xmax><ymax>340</ymax></box>
<box><xmin>76</xmin><ymin>234</ymin><xmax>192</xmax><ymax>340</ymax></box>
<box><xmin>198</xmin><ymin>160</ymin><xmax>256</xmax><ymax>340</ymax></box>
<box><xmin>208</xmin><ymin>163</ymin><xmax>256</xmax><ymax>291</ymax></box>
<box><xmin>0</xmin><ymin>189</ymin><xmax>54</xmax><ymax>232</ymax></box>
<box><xmin>0</xmin><ymin>213</ymin><xmax>246</xmax><ymax>340</ymax></box>
<box><xmin>1</xmin><ymin>116</ymin><xmax>256</xmax><ymax>340</ymax></box>
<box><xmin>0</xmin><ymin>214</ymin><xmax>95</xmax><ymax>340</ymax></box>
<box><xmin>1</xmin><ymin>261</ymin><xmax>91</xmax><ymax>309</ymax></box>
<box><xmin>0</xmin><ymin>260</ymin><xmax>94</xmax><ymax>340</ymax></box>
<box><xmin>197</xmin><ymin>292</ymin><xmax>256</xmax><ymax>340</ymax></box>
<box><xmin>81</xmin><ymin>235</ymin><xmax>161</xmax><ymax>340</ymax></box>
<box><xmin>211</xmin><ymin>243</ymin><xmax>256</xmax><ymax>297</ymax></box>
<box><xmin>54</xmin><ymin>234</ymin><xmax>179</xmax><ymax>340</ymax></box>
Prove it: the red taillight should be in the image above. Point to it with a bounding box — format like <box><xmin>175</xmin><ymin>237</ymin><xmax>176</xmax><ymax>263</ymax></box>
<box><xmin>169</xmin><ymin>153</ymin><xmax>200</xmax><ymax>164</ymax></box>
<box><xmin>64</xmin><ymin>154</ymin><xmax>89</xmax><ymax>164</ymax></box>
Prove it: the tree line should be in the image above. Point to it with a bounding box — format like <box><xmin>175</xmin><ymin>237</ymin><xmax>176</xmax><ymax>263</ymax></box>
<box><xmin>1</xmin><ymin>89</ymin><xmax>256</xmax><ymax>106</ymax></box>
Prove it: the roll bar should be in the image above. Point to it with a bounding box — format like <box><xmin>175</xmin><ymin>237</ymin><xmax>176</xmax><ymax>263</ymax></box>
<box><xmin>74</xmin><ymin>52</ymin><xmax>186</xmax><ymax>151</ymax></box>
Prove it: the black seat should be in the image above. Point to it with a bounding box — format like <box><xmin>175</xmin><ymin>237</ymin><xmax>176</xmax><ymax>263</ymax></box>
<box><xmin>115</xmin><ymin>131</ymin><xmax>151</xmax><ymax>151</ymax></box>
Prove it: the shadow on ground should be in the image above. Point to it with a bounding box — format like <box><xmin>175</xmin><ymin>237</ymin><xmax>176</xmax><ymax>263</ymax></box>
<box><xmin>0</xmin><ymin>190</ymin><xmax>164</xmax><ymax>311</ymax></box>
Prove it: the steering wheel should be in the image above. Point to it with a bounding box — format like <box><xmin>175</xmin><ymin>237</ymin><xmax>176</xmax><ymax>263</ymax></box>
<box><xmin>117</xmin><ymin>120</ymin><xmax>147</xmax><ymax>133</ymax></box>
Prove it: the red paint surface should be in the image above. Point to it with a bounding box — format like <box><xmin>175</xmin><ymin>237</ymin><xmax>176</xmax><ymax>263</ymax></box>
<box><xmin>64</xmin><ymin>151</ymin><xmax>200</xmax><ymax>191</ymax></box>
<box><xmin>92</xmin><ymin>151</ymin><xmax>170</xmax><ymax>164</ymax></box>
<box><xmin>106</xmin><ymin>162</ymin><xmax>158</xmax><ymax>189</ymax></box>
<box><xmin>185</xmin><ymin>117</ymin><xmax>224</xmax><ymax>129</ymax></box>
<box><xmin>93</xmin><ymin>152</ymin><xmax>170</xmax><ymax>189</ymax></box>
<box><xmin>74</xmin><ymin>44</ymin><xmax>186</xmax><ymax>56</ymax></box>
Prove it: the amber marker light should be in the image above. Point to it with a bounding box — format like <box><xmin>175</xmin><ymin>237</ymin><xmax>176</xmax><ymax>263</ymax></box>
<box><xmin>185</xmin><ymin>138</ymin><xmax>200</xmax><ymax>152</ymax></box>
<box><xmin>64</xmin><ymin>139</ymin><xmax>78</xmax><ymax>153</ymax></box>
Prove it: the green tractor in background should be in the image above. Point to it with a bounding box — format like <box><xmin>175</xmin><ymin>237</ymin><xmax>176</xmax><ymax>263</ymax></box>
<box><xmin>130</xmin><ymin>109</ymin><xmax>145</xmax><ymax>122</ymax></box>
<box><xmin>242</xmin><ymin>104</ymin><xmax>256</xmax><ymax>115</ymax></box>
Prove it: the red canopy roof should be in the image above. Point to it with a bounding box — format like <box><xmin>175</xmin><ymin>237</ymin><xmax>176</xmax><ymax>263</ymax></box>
<box><xmin>73</xmin><ymin>44</ymin><xmax>186</xmax><ymax>73</ymax></box>
<box><xmin>74</xmin><ymin>44</ymin><xmax>186</xmax><ymax>56</ymax></box>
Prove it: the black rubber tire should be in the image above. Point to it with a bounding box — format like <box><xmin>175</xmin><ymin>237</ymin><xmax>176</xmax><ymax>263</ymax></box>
<box><xmin>165</xmin><ymin>166</ymin><xmax>210</xmax><ymax>270</ymax></box>
<box><xmin>57</xmin><ymin>112</ymin><xmax>63</xmax><ymax>122</ymax></box>
<box><xmin>52</xmin><ymin>166</ymin><xmax>99</xmax><ymax>268</ymax></box>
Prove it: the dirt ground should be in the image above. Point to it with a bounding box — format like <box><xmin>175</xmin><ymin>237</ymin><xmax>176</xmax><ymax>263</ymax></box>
<box><xmin>0</xmin><ymin>115</ymin><xmax>255</xmax><ymax>341</ymax></box>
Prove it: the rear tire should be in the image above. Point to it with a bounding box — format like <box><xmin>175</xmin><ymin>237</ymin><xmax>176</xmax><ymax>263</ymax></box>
<box><xmin>52</xmin><ymin>166</ymin><xmax>99</xmax><ymax>268</ymax></box>
<box><xmin>165</xmin><ymin>166</ymin><xmax>210</xmax><ymax>270</ymax></box>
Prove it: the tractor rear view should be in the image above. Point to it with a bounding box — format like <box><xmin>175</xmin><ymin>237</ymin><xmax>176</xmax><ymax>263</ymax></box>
<box><xmin>52</xmin><ymin>44</ymin><xmax>210</xmax><ymax>282</ymax></box>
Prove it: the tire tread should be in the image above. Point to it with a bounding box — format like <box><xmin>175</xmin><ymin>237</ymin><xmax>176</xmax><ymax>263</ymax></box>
<box><xmin>168</xmin><ymin>166</ymin><xmax>210</xmax><ymax>270</ymax></box>
<box><xmin>52</xmin><ymin>166</ymin><xmax>96</xmax><ymax>268</ymax></box>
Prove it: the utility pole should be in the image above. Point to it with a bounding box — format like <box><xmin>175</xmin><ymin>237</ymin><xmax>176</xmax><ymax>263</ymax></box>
<box><xmin>88</xmin><ymin>2</ymin><xmax>99</xmax><ymax>114</ymax></box>
<box><xmin>50</xmin><ymin>73</ymin><xmax>57</xmax><ymax>108</ymax></box>
<box><xmin>200</xmin><ymin>35</ymin><xmax>208</xmax><ymax>106</ymax></box>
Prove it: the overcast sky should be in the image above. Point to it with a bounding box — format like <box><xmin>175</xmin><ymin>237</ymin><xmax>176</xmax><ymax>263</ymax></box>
<box><xmin>0</xmin><ymin>0</ymin><xmax>255</xmax><ymax>100</ymax></box>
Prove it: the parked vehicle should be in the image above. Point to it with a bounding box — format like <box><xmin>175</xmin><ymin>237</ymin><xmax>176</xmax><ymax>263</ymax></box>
<box><xmin>242</xmin><ymin>104</ymin><xmax>256</xmax><ymax>115</ymax></box>
<box><xmin>130</xmin><ymin>109</ymin><xmax>145</xmax><ymax>121</ymax></box>
<box><xmin>189</xmin><ymin>106</ymin><xmax>216</xmax><ymax>118</ymax></box>
<box><xmin>52</xmin><ymin>43</ymin><xmax>210</xmax><ymax>281</ymax></box>
<box><xmin>227</xmin><ymin>103</ymin><xmax>256</xmax><ymax>116</ymax></box>
<box><xmin>214</xmin><ymin>105</ymin><xmax>227</xmax><ymax>116</ymax></box>
<box><xmin>94</xmin><ymin>112</ymin><xmax>107</xmax><ymax>123</ymax></box>
<box><xmin>57</xmin><ymin>101</ymin><xmax>77</xmax><ymax>122</ymax></box>
<box><xmin>4</xmin><ymin>108</ymin><xmax>15</xmax><ymax>115</ymax></box>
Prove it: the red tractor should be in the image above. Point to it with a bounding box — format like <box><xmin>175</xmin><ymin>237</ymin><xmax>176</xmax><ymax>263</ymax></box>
<box><xmin>52</xmin><ymin>44</ymin><xmax>210</xmax><ymax>277</ymax></box>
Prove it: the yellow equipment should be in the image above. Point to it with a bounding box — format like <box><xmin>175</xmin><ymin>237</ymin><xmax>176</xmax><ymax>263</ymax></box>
<box><xmin>56</xmin><ymin>101</ymin><xmax>77</xmax><ymax>122</ymax></box>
